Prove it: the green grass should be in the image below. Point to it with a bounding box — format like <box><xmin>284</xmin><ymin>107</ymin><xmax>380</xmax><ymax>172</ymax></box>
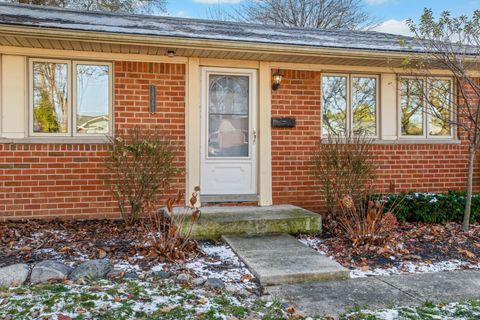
<box><xmin>0</xmin><ymin>279</ymin><xmax>307</xmax><ymax>320</ymax></box>
<box><xmin>2</xmin><ymin>279</ymin><xmax>479</xmax><ymax>320</ymax></box>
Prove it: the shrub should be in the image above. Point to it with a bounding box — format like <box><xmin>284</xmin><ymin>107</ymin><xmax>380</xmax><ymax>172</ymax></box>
<box><xmin>104</xmin><ymin>127</ymin><xmax>179</xmax><ymax>225</ymax></box>
<box><xmin>384</xmin><ymin>191</ymin><xmax>480</xmax><ymax>223</ymax></box>
<box><xmin>313</xmin><ymin>132</ymin><xmax>377</xmax><ymax>214</ymax></box>
<box><xmin>143</xmin><ymin>187</ymin><xmax>201</xmax><ymax>261</ymax></box>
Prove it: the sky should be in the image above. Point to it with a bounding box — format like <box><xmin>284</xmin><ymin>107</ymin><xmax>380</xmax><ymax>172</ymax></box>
<box><xmin>166</xmin><ymin>0</ymin><xmax>480</xmax><ymax>36</ymax></box>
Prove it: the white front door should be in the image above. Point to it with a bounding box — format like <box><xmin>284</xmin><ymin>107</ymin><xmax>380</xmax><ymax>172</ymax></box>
<box><xmin>200</xmin><ymin>67</ymin><xmax>257</xmax><ymax>195</ymax></box>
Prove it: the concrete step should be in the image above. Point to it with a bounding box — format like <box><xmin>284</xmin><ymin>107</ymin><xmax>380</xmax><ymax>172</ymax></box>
<box><xmin>182</xmin><ymin>205</ymin><xmax>321</xmax><ymax>240</ymax></box>
<box><xmin>222</xmin><ymin>233</ymin><xmax>349</xmax><ymax>286</ymax></box>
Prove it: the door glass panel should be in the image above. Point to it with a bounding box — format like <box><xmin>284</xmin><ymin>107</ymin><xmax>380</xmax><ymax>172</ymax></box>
<box><xmin>208</xmin><ymin>75</ymin><xmax>249</xmax><ymax>157</ymax></box>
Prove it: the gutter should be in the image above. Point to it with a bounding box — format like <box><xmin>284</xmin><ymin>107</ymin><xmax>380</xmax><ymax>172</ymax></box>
<box><xmin>0</xmin><ymin>24</ymin><xmax>419</xmax><ymax>61</ymax></box>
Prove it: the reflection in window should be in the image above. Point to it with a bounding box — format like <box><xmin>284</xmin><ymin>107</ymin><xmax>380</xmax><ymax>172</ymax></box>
<box><xmin>428</xmin><ymin>79</ymin><xmax>451</xmax><ymax>136</ymax></box>
<box><xmin>400</xmin><ymin>79</ymin><xmax>424</xmax><ymax>136</ymax></box>
<box><xmin>208</xmin><ymin>75</ymin><xmax>249</xmax><ymax>157</ymax></box>
<box><xmin>76</xmin><ymin>64</ymin><xmax>110</xmax><ymax>134</ymax></box>
<box><xmin>322</xmin><ymin>75</ymin><xmax>347</xmax><ymax>135</ymax></box>
<box><xmin>352</xmin><ymin>76</ymin><xmax>377</xmax><ymax>136</ymax></box>
<box><xmin>32</xmin><ymin>62</ymin><xmax>68</xmax><ymax>133</ymax></box>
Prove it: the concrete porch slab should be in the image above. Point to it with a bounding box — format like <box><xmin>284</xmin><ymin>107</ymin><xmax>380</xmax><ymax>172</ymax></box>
<box><xmin>222</xmin><ymin>233</ymin><xmax>349</xmax><ymax>286</ymax></box>
<box><xmin>181</xmin><ymin>205</ymin><xmax>321</xmax><ymax>240</ymax></box>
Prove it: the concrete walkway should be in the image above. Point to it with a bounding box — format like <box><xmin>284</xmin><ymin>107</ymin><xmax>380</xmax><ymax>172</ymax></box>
<box><xmin>268</xmin><ymin>270</ymin><xmax>480</xmax><ymax>317</ymax></box>
<box><xmin>222</xmin><ymin>234</ymin><xmax>349</xmax><ymax>285</ymax></box>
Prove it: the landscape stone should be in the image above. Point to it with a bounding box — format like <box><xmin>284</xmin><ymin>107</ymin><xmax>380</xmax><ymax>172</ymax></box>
<box><xmin>0</xmin><ymin>263</ymin><xmax>30</xmax><ymax>287</ymax></box>
<box><xmin>176</xmin><ymin>273</ymin><xmax>191</xmax><ymax>283</ymax></box>
<box><xmin>204</xmin><ymin>277</ymin><xmax>225</xmax><ymax>289</ymax></box>
<box><xmin>123</xmin><ymin>272</ymin><xmax>139</xmax><ymax>279</ymax></box>
<box><xmin>106</xmin><ymin>270</ymin><xmax>123</xmax><ymax>279</ymax></box>
<box><xmin>153</xmin><ymin>271</ymin><xmax>172</xmax><ymax>279</ymax></box>
<box><xmin>69</xmin><ymin>259</ymin><xmax>112</xmax><ymax>281</ymax></box>
<box><xmin>225</xmin><ymin>285</ymin><xmax>237</xmax><ymax>294</ymax></box>
<box><xmin>30</xmin><ymin>260</ymin><xmax>72</xmax><ymax>284</ymax></box>
<box><xmin>193</xmin><ymin>277</ymin><xmax>206</xmax><ymax>286</ymax></box>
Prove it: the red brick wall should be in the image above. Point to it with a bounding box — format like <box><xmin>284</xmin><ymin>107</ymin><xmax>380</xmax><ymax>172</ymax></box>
<box><xmin>271</xmin><ymin>70</ymin><xmax>480</xmax><ymax>213</ymax></box>
<box><xmin>271</xmin><ymin>70</ymin><xmax>323</xmax><ymax>211</ymax></box>
<box><xmin>0</xmin><ymin>62</ymin><xmax>186</xmax><ymax>221</ymax></box>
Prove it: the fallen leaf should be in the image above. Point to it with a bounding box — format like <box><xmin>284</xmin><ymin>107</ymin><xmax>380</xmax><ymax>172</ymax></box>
<box><xmin>240</xmin><ymin>274</ymin><xmax>253</xmax><ymax>282</ymax></box>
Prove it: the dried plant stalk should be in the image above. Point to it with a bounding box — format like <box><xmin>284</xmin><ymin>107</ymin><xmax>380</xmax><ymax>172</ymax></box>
<box><xmin>143</xmin><ymin>186</ymin><xmax>201</xmax><ymax>261</ymax></box>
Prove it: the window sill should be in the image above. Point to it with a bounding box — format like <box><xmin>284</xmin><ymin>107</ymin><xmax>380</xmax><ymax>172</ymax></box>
<box><xmin>321</xmin><ymin>137</ymin><xmax>461</xmax><ymax>145</ymax></box>
<box><xmin>0</xmin><ymin>136</ymin><xmax>111</xmax><ymax>144</ymax></box>
<box><xmin>373</xmin><ymin>139</ymin><xmax>461</xmax><ymax>145</ymax></box>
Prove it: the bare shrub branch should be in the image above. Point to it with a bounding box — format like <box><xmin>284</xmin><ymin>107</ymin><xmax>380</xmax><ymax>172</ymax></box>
<box><xmin>104</xmin><ymin>127</ymin><xmax>179</xmax><ymax>225</ymax></box>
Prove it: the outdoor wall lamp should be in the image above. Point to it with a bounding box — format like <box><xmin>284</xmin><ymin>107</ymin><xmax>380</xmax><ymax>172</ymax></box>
<box><xmin>272</xmin><ymin>69</ymin><xmax>283</xmax><ymax>91</ymax></box>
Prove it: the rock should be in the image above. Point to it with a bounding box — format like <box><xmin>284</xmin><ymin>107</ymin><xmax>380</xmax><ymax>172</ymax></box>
<box><xmin>204</xmin><ymin>278</ymin><xmax>225</xmax><ymax>289</ymax></box>
<box><xmin>193</xmin><ymin>277</ymin><xmax>206</xmax><ymax>286</ymax></box>
<box><xmin>123</xmin><ymin>272</ymin><xmax>139</xmax><ymax>279</ymax></box>
<box><xmin>69</xmin><ymin>259</ymin><xmax>112</xmax><ymax>281</ymax></box>
<box><xmin>106</xmin><ymin>270</ymin><xmax>123</xmax><ymax>279</ymax></box>
<box><xmin>0</xmin><ymin>264</ymin><xmax>29</xmax><ymax>287</ymax></box>
<box><xmin>261</xmin><ymin>294</ymin><xmax>274</xmax><ymax>303</ymax></box>
<box><xmin>30</xmin><ymin>261</ymin><xmax>72</xmax><ymax>284</ymax></box>
<box><xmin>153</xmin><ymin>271</ymin><xmax>172</xmax><ymax>279</ymax></box>
<box><xmin>225</xmin><ymin>285</ymin><xmax>237</xmax><ymax>294</ymax></box>
<box><xmin>238</xmin><ymin>289</ymin><xmax>252</xmax><ymax>296</ymax></box>
<box><xmin>176</xmin><ymin>273</ymin><xmax>191</xmax><ymax>283</ymax></box>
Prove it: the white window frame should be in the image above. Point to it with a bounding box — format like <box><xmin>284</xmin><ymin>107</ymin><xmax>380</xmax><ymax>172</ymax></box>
<box><xmin>29</xmin><ymin>58</ymin><xmax>112</xmax><ymax>138</ymax></box>
<box><xmin>73</xmin><ymin>61</ymin><xmax>113</xmax><ymax>137</ymax></box>
<box><xmin>321</xmin><ymin>73</ymin><xmax>379</xmax><ymax>138</ymax></box>
<box><xmin>398</xmin><ymin>76</ymin><xmax>454</xmax><ymax>140</ymax></box>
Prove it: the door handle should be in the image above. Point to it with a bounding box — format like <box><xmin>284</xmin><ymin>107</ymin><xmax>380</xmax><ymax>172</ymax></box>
<box><xmin>253</xmin><ymin>130</ymin><xmax>257</xmax><ymax>143</ymax></box>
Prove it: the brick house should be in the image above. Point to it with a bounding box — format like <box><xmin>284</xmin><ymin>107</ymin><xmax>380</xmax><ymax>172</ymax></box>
<box><xmin>0</xmin><ymin>3</ymin><xmax>478</xmax><ymax>221</ymax></box>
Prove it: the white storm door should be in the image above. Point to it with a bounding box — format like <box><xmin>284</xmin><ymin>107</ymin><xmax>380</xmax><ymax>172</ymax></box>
<box><xmin>200</xmin><ymin>68</ymin><xmax>257</xmax><ymax>195</ymax></box>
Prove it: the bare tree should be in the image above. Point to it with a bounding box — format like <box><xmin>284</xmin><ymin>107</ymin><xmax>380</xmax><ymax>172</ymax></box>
<box><xmin>404</xmin><ymin>9</ymin><xmax>480</xmax><ymax>230</ymax></box>
<box><xmin>4</xmin><ymin>0</ymin><xmax>167</xmax><ymax>14</ymax></box>
<box><xmin>208</xmin><ymin>0</ymin><xmax>376</xmax><ymax>30</ymax></box>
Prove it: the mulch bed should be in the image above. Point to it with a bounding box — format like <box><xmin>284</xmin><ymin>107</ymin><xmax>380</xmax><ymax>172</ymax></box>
<box><xmin>318</xmin><ymin>222</ymin><xmax>480</xmax><ymax>270</ymax></box>
<box><xmin>0</xmin><ymin>219</ymin><xmax>201</xmax><ymax>269</ymax></box>
<box><xmin>2</xmin><ymin>219</ymin><xmax>480</xmax><ymax>273</ymax></box>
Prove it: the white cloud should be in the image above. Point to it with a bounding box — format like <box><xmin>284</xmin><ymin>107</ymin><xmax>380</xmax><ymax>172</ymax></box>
<box><xmin>372</xmin><ymin>19</ymin><xmax>412</xmax><ymax>36</ymax></box>
<box><xmin>365</xmin><ymin>0</ymin><xmax>392</xmax><ymax>5</ymax></box>
<box><xmin>192</xmin><ymin>0</ymin><xmax>242</xmax><ymax>4</ymax></box>
<box><xmin>174</xmin><ymin>10</ymin><xmax>190</xmax><ymax>18</ymax></box>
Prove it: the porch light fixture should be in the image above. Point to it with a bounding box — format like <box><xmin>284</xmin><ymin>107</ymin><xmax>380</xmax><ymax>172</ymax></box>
<box><xmin>167</xmin><ymin>49</ymin><xmax>175</xmax><ymax>58</ymax></box>
<box><xmin>272</xmin><ymin>69</ymin><xmax>283</xmax><ymax>91</ymax></box>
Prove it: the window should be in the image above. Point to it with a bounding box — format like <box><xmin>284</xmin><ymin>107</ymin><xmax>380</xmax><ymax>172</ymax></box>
<box><xmin>400</xmin><ymin>77</ymin><xmax>453</xmax><ymax>138</ymax></box>
<box><xmin>30</xmin><ymin>59</ymin><xmax>112</xmax><ymax>137</ymax></box>
<box><xmin>322</xmin><ymin>74</ymin><xmax>378</xmax><ymax>136</ymax></box>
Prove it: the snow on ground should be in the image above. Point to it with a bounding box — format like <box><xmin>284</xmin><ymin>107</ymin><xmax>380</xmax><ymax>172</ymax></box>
<box><xmin>185</xmin><ymin>242</ymin><xmax>255</xmax><ymax>289</ymax></box>
<box><xmin>350</xmin><ymin>260</ymin><xmax>480</xmax><ymax>278</ymax></box>
<box><xmin>0</xmin><ymin>279</ymin><xmax>267</xmax><ymax>320</ymax></box>
<box><xmin>298</xmin><ymin>235</ymin><xmax>480</xmax><ymax>279</ymax></box>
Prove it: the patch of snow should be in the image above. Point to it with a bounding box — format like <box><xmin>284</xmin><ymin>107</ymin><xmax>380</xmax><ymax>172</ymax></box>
<box><xmin>350</xmin><ymin>260</ymin><xmax>480</xmax><ymax>278</ymax></box>
<box><xmin>185</xmin><ymin>242</ymin><xmax>256</xmax><ymax>290</ymax></box>
<box><xmin>297</xmin><ymin>236</ymin><xmax>327</xmax><ymax>255</ymax></box>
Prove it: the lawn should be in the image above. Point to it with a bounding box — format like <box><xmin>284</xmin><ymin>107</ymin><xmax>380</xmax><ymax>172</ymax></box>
<box><xmin>0</xmin><ymin>279</ymin><xmax>304</xmax><ymax>320</ymax></box>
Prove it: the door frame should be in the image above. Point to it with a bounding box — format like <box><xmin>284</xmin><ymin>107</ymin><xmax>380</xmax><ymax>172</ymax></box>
<box><xmin>199</xmin><ymin>66</ymin><xmax>258</xmax><ymax>198</ymax></box>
